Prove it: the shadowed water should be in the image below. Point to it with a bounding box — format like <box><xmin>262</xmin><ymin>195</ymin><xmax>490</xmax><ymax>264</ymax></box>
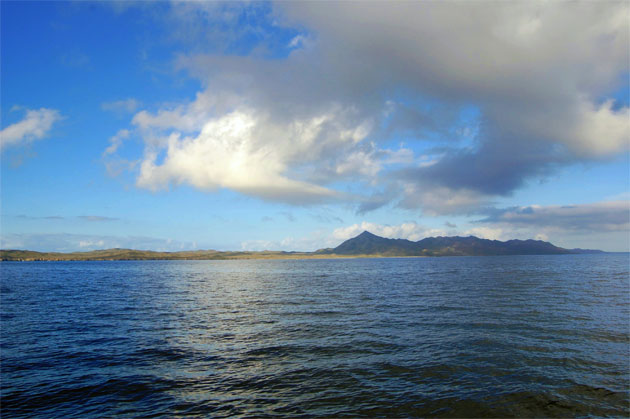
<box><xmin>1</xmin><ymin>254</ymin><xmax>628</xmax><ymax>417</ymax></box>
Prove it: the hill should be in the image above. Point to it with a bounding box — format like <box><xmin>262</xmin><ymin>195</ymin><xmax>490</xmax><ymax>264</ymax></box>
<box><xmin>0</xmin><ymin>248</ymin><xmax>317</xmax><ymax>261</ymax></box>
<box><xmin>327</xmin><ymin>231</ymin><xmax>604</xmax><ymax>256</ymax></box>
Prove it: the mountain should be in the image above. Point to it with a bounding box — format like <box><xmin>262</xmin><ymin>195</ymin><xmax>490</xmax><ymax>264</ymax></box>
<box><xmin>329</xmin><ymin>231</ymin><xmax>602</xmax><ymax>256</ymax></box>
<box><xmin>332</xmin><ymin>231</ymin><xmax>421</xmax><ymax>256</ymax></box>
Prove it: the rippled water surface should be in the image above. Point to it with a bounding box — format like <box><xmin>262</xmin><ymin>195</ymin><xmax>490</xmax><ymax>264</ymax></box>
<box><xmin>2</xmin><ymin>255</ymin><xmax>629</xmax><ymax>417</ymax></box>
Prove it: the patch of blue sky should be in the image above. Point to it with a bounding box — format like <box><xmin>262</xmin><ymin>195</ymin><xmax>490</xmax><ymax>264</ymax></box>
<box><xmin>609</xmin><ymin>72</ymin><xmax>629</xmax><ymax>110</ymax></box>
<box><xmin>495</xmin><ymin>155</ymin><xmax>629</xmax><ymax>208</ymax></box>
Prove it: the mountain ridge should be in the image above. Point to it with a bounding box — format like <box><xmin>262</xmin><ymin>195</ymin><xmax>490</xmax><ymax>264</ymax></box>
<box><xmin>326</xmin><ymin>231</ymin><xmax>604</xmax><ymax>256</ymax></box>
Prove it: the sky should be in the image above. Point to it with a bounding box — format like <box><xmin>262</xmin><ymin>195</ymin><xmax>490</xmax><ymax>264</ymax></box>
<box><xmin>1</xmin><ymin>1</ymin><xmax>629</xmax><ymax>252</ymax></box>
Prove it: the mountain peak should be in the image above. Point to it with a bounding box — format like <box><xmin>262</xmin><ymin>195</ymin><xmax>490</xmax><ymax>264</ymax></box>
<box><xmin>358</xmin><ymin>230</ymin><xmax>377</xmax><ymax>238</ymax></box>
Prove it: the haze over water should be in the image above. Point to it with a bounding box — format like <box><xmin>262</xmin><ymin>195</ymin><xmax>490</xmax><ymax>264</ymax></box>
<box><xmin>2</xmin><ymin>254</ymin><xmax>628</xmax><ymax>417</ymax></box>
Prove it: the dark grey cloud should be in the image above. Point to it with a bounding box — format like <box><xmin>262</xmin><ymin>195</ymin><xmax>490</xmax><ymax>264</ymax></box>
<box><xmin>356</xmin><ymin>188</ymin><xmax>399</xmax><ymax>215</ymax></box>
<box><xmin>282</xmin><ymin>2</ymin><xmax>628</xmax><ymax>208</ymax></box>
<box><xmin>477</xmin><ymin>201</ymin><xmax>630</xmax><ymax>232</ymax></box>
<box><xmin>402</xmin><ymin>131</ymin><xmax>566</xmax><ymax>196</ymax></box>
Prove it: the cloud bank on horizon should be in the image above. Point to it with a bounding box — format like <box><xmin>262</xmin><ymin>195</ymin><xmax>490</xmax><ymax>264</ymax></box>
<box><xmin>1</xmin><ymin>1</ymin><xmax>628</xmax><ymax>252</ymax></box>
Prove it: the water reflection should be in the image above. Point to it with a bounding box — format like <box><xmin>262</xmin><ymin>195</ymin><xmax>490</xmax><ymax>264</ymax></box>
<box><xmin>2</xmin><ymin>255</ymin><xmax>628</xmax><ymax>417</ymax></box>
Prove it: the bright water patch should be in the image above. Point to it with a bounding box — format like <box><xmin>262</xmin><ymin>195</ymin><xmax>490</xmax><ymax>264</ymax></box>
<box><xmin>1</xmin><ymin>254</ymin><xmax>628</xmax><ymax>417</ymax></box>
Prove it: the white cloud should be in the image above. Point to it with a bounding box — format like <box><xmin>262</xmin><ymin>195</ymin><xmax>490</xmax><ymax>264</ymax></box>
<box><xmin>79</xmin><ymin>239</ymin><xmax>105</xmax><ymax>248</ymax></box>
<box><xmin>242</xmin><ymin>222</ymin><xmax>450</xmax><ymax>251</ymax></box>
<box><xmin>383</xmin><ymin>147</ymin><xmax>414</xmax><ymax>165</ymax></box>
<box><xmin>288</xmin><ymin>34</ymin><xmax>306</xmax><ymax>48</ymax></box>
<box><xmin>132</xmin><ymin>98</ymin><xmax>380</xmax><ymax>204</ymax></box>
<box><xmin>241</xmin><ymin>221</ymin><xmax>448</xmax><ymax>251</ymax></box>
<box><xmin>103</xmin><ymin>129</ymin><xmax>130</xmax><ymax>156</ymax></box>
<box><xmin>335</xmin><ymin>149</ymin><xmax>381</xmax><ymax>177</ymax></box>
<box><xmin>101</xmin><ymin>98</ymin><xmax>141</xmax><ymax>114</ymax></box>
<box><xmin>571</xmin><ymin>99</ymin><xmax>629</xmax><ymax>156</ymax></box>
<box><xmin>399</xmin><ymin>184</ymin><xmax>488</xmax><ymax>216</ymax></box>
<box><xmin>241</xmin><ymin>229</ymin><xmax>336</xmax><ymax>251</ymax></box>
<box><xmin>332</xmin><ymin>221</ymin><xmax>446</xmax><ymax>242</ymax></box>
<box><xmin>534</xmin><ymin>233</ymin><xmax>549</xmax><ymax>241</ymax></box>
<box><xmin>463</xmin><ymin>227</ymin><xmax>505</xmax><ymax>241</ymax></box>
<box><xmin>0</xmin><ymin>107</ymin><xmax>62</xmax><ymax>151</ymax></box>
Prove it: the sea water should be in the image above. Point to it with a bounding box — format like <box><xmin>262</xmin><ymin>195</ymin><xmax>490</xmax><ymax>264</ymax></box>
<box><xmin>1</xmin><ymin>254</ymin><xmax>628</xmax><ymax>417</ymax></box>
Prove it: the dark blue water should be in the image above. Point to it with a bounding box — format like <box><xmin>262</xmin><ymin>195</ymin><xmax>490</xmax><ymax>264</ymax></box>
<box><xmin>1</xmin><ymin>254</ymin><xmax>628</xmax><ymax>417</ymax></box>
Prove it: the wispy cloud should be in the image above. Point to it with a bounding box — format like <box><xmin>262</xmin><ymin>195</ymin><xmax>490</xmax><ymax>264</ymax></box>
<box><xmin>15</xmin><ymin>214</ymin><xmax>65</xmax><ymax>220</ymax></box>
<box><xmin>279</xmin><ymin>211</ymin><xmax>296</xmax><ymax>222</ymax></box>
<box><xmin>59</xmin><ymin>51</ymin><xmax>90</xmax><ymax>69</ymax></box>
<box><xmin>101</xmin><ymin>98</ymin><xmax>141</xmax><ymax>114</ymax></box>
<box><xmin>77</xmin><ymin>216</ymin><xmax>119</xmax><ymax>222</ymax></box>
<box><xmin>103</xmin><ymin>129</ymin><xmax>130</xmax><ymax>156</ymax></box>
<box><xmin>1</xmin><ymin>107</ymin><xmax>62</xmax><ymax>151</ymax></box>
<box><xmin>310</xmin><ymin>212</ymin><xmax>344</xmax><ymax>224</ymax></box>
<box><xmin>12</xmin><ymin>214</ymin><xmax>119</xmax><ymax>222</ymax></box>
<box><xmin>0</xmin><ymin>233</ymin><xmax>196</xmax><ymax>252</ymax></box>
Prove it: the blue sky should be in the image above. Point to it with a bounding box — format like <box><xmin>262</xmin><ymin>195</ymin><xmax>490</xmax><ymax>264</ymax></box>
<box><xmin>1</xmin><ymin>1</ymin><xmax>629</xmax><ymax>252</ymax></box>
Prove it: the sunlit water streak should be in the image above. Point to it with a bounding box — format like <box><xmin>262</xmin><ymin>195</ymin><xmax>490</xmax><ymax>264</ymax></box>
<box><xmin>2</xmin><ymin>254</ymin><xmax>628</xmax><ymax>417</ymax></box>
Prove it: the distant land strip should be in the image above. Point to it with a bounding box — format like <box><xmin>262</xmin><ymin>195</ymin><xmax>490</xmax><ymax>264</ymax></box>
<box><xmin>0</xmin><ymin>231</ymin><xmax>604</xmax><ymax>261</ymax></box>
<box><xmin>0</xmin><ymin>249</ymin><xmax>358</xmax><ymax>262</ymax></box>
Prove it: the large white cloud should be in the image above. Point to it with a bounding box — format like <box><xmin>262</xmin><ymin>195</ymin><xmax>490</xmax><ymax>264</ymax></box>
<box><xmin>132</xmin><ymin>102</ymin><xmax>384</xmax><ymax>204</ymax></box>
<box><xmin>0</xmin><ymin>107</ymin><xmax>62</xmax><ymax>151</ymax></box>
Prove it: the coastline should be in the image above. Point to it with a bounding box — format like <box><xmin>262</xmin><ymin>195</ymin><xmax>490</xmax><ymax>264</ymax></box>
<box><xmin>0</xmin><ymin>250</ymin><xmax>431</xmax><ymax>262</ymax></box>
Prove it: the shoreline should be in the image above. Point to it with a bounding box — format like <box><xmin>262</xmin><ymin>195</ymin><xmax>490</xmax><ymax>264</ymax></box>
<box><xmin>0</xmin><ymin>252</ymin><xmax>429</xmax><ymax>262</ymax></box>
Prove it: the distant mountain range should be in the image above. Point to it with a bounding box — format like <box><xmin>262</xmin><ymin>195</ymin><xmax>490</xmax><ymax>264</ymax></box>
<box><xmin>318</xmin><ymin>231</ymin><xmax>604</xmax><ymax>257</ymax></box>
<box><xmin>0</xmin><ymin>231</ymin><xmax>603</xmax><ymax>261</ymax></box>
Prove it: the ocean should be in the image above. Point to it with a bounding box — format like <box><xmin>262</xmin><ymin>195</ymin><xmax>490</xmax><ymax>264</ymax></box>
<box><xmin>1</xmin><ymin>254</ymin><xmax>628</xmax><ymax>417</ymax></box>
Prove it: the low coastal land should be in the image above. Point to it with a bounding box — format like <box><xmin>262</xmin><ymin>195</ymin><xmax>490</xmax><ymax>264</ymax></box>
<box><xmin>0</xmin><ymin>248</ymin><xmax>362</xmax><ymax>261</ymax></box>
